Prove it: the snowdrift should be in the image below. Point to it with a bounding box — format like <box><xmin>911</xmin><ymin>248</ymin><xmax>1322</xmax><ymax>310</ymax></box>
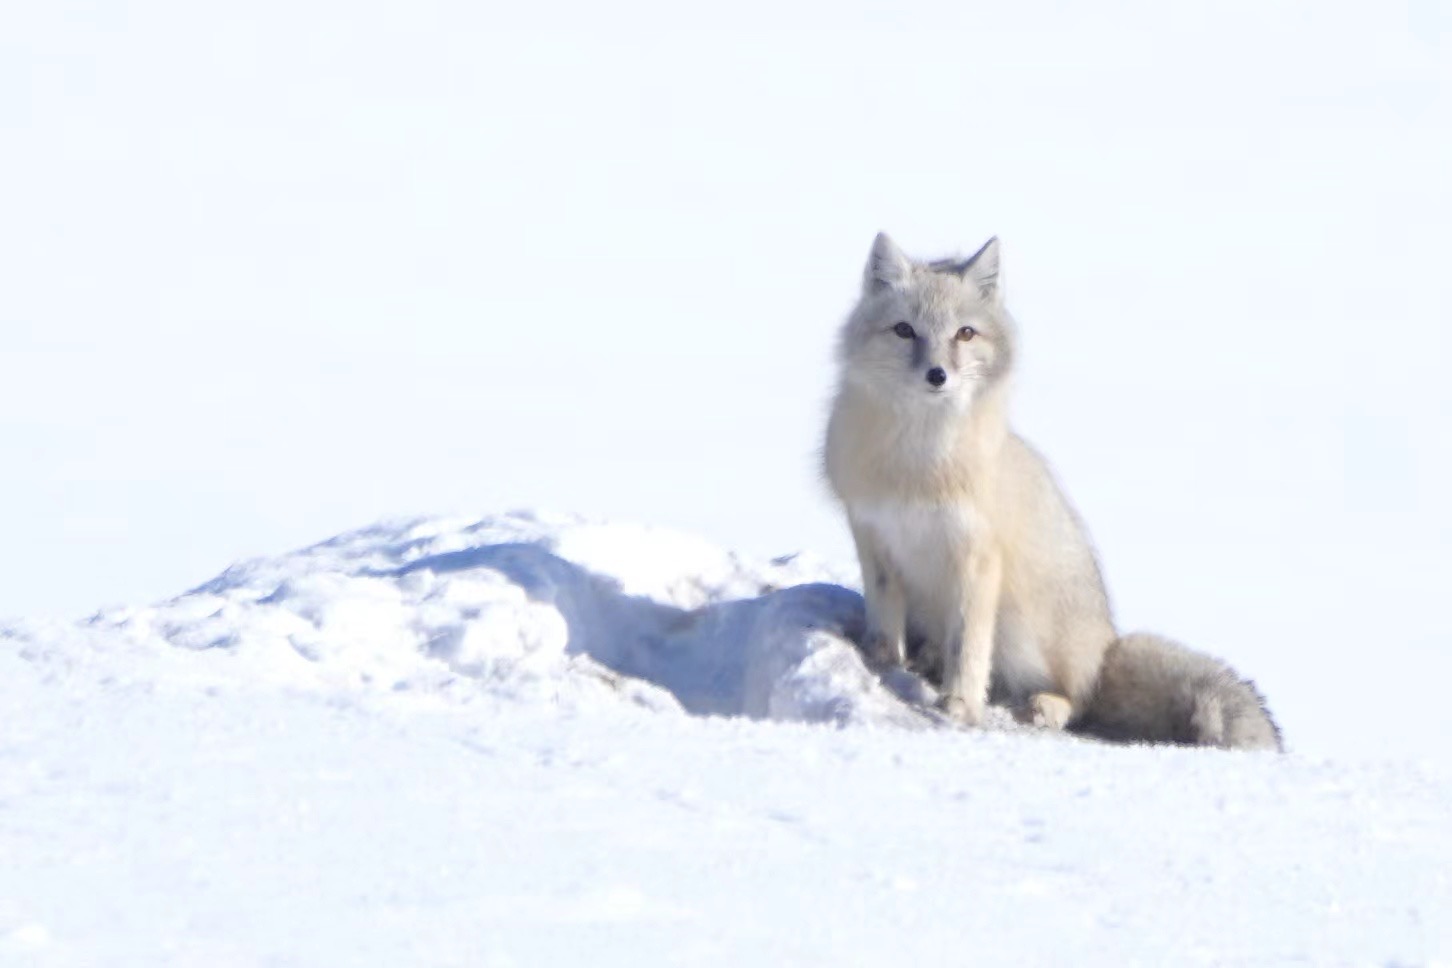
<box><xmin>8</xmin><ymin>511</ymin><xmax>985</xmax><ymax>730</ymax></box>
<box><xmin>5</xmin><ymin>513</ymin><xmax>1450</xmax><ymax>966</ymax></box>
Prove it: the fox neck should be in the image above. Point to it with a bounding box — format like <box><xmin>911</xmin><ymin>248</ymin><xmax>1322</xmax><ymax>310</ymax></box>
<box><xmin>832</xmin><ymin>379</ymin><xmax>1011</xmax><ymax>504</ymax></box>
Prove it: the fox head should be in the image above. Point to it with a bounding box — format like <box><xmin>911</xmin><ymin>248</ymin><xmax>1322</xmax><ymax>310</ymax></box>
<box><xmin>837</xmin><ymin>233</ymin><xmax>1015</xmax><ymax>410</ymax></box>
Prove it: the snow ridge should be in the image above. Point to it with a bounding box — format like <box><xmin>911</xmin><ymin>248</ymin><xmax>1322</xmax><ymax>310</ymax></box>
<box><xmin>8</xmin><ymin>511</ymin><xmax>956</xmax><ymax>729</ymax></box>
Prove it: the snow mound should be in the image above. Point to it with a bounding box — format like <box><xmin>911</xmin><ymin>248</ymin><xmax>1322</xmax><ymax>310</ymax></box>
<box><xmin>7</xmin><ymin>511</ymin><xmax>975</xmax><ymax>730</ymax></box>
<box><xmin>5</xmin><ymin>513</ymin><xmax>1451</xmax><ymax>967</ymax></box>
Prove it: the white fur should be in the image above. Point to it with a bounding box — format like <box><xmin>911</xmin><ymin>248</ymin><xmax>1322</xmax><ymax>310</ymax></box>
<box><xmin>853</xmin><ymin>502</ymin><xmax>975</xmax><ymax>593</ymax></box>
<box><xmin>822</xmin><ymin>232</ymin><xmax>1284</xmax><ymax>749</ymax></box>
<box><xmin>852</xmin><ymin>500</ymin><xmax>976</xmax><ymax>642</ymax></box>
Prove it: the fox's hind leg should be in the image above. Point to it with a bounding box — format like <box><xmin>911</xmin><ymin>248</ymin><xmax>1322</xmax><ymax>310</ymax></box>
<box><xmin>1024</xmin><ymin>693</ymin><xmax>1072</xmax><ymax>730</ymax></box>
<box><xmin>1019</xmin><ymin>630</ymin><xmax>1112</xmax><ymax>730</ymax></box>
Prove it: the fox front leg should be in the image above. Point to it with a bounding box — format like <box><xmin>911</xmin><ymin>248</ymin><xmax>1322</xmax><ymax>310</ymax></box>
<box><xmin>938</xmin><ymin>545</ymin><xmax>1004</xmax><ymax>726</ymax></box>
<box><xmin>848</xmin><ymin>518</ymin><xmax>907</xmax><ymax>668</ymax></box>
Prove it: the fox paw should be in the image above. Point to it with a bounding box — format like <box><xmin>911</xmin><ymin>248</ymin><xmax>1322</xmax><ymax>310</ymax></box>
<box><xmin>936</xmin><ymin>694</ymin><xmax>984</xmax><ymax>727</ymax></box>
<box><xmin>864</xmin><ymin>632</ymin><xmax>905</xmax><ymax>670</ymax></box>
<box><xmin>1027</xmin><ymin>693</ymin><xmax>1072</xmax><ymax>730</ymax></box>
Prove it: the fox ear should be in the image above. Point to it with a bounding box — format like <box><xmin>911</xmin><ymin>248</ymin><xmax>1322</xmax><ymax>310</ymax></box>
<box><xmin>864</xmin><ymin>232</ymin><xmax>912</xmax><ymax>294</ymax></box>
<box><xmin>958</xmin><ymin>236</ymin><xmax>1002</xmax><ymax>301</ymax></box>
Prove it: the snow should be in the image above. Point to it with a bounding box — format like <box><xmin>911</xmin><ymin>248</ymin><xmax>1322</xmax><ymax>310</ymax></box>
<box><xmin>2</xmin><ymin>0</ymin><xmax>1450</xmax><ymax>960</ymax></box>
<box><xmin>4</xmin><ymin>514</ymin><xmax>1450</xmax><ymax>965</ymax></box>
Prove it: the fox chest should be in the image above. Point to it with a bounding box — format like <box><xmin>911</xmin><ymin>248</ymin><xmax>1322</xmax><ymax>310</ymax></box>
<box><xmin>852</xmin><ymin>502</ymin><xmax>982</xmax><ymax>603</ymax></box>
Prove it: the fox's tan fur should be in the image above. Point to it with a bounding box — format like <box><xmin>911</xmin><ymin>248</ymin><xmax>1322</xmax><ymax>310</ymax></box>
<box><xmin>823</xmin><ymin>233</ymin><xmax>1281</xmax><ymax>750</ymax></box>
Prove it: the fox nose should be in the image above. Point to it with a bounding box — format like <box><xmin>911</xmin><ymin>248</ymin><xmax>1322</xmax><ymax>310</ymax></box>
<box><xmin>925</xmin><ymin>367</ymin><xmax>947</xmax><ymax>387</ymax></box>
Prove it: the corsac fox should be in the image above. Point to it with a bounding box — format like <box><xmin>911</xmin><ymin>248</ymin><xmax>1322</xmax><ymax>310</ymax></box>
<box><xmin>822</xmin><ymin>232</ymin><xmax>1281</xmax><ymax>751</ymax></box>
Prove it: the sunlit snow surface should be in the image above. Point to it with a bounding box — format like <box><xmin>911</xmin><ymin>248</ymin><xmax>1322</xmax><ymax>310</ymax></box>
<box><xmin>3</xmin><ymin>514</ymin><xmax>1449</xmax><ymax>965</ymax></box>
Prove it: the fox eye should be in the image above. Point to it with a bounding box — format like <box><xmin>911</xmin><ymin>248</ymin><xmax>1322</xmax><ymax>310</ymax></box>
<box><xmin>892</xmin><ymin>322</ymin><xmax>915</xmax><ymax>339</ymax></box>
<box><xmin>956</xmin><ymin>325</ymin><xmax>977</xmax><ymax>341</ymax></box>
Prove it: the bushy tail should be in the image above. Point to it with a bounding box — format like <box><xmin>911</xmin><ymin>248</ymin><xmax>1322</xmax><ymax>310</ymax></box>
<box><xmin>1070</xmin><ymin>633</ymin><xmax>1283</xmax><ymax>751</ymax></box>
